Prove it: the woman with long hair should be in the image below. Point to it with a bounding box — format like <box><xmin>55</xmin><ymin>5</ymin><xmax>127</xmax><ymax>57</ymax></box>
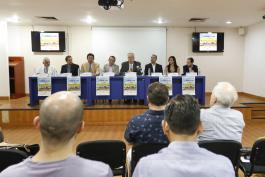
<box><xmin>164</xmin><ymin>56</ymin><xmax>180</xmax><ymax>74</ymax></box>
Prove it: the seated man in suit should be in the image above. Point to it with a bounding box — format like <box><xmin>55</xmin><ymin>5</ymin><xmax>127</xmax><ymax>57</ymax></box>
<box><xmin>103</xmin><ymin>56</ymin><xmax>119</xmax><ymax>75</ymax></box>
<box><xmin>34</xmin><ymin>57</ymin><xmax>57</xmax><ymax>76</ymax></box>
<box><xmin>120</xmin><ymin>53</ymin><xmax>142</xmax><ymax>75</ymax></box>
<box><xmin>183</xmin><ymin>57</ymin><xmax>198</xmax><ymax>75</ymax></box>
<box><xmin>133</xmin><ymin>95</ymin><xmax>235</xmax><ymax>177</ymax></box>
<box><xmin>61</xmin><ymin>55</ymin><xmax>79</xmax><ymax>76</ymax></box>
<box><xmin>0</xmin><ymin>92</ymin><xmax>112</xmax><ymax>177</ymax></box>
<box><xmin>198</xmin><ymin>82</ymin><xmax>245</xmax><ymax>143</ymax></box>
<box><xmin>81</xmin><ymin>53</ymin><xmax>100</xmax><ymax>76</ymax></box>
<box><xmin>144</xmin><ymin>54</ymin><xmax>163</xmax><ymax>75</ymax></box>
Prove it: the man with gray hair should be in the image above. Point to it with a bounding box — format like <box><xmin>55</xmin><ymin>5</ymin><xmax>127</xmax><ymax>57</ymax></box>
<box><xmin>198</xmin><ymin>82</ymin><xmax>245</xmax><ymax>142</ymax></box>
<box><xmin>120</xmin><ymin>53</ymin><xmax>142</xmax><ymax>75</ymax></box>
<box><xmin>34</xmin><ymin>57</ymin><xmax>57</xmax><ymax>76</ymax></box>
<box><xmin>0</xmin><ymin>92</ymin><xmax>113</xmax><ymax>177</ymax></box>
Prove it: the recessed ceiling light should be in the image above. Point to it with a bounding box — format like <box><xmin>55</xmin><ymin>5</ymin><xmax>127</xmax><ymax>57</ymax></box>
<box><xmin>82</xmin><ymin>16</ymin><xmax>96</xmax><ymax>24</ymax></box>
<box><xmin>6</xmin><ymin>15</ymin><xmax>20</xmax><ymax>23</ymax></box>
<box><xmin>226</xmin><ymin>21</ymin><xmax>232</xmax><ymax>24</ymax></box>
<box><xmin>153</xmin><ymin>18</ymin><xmax>167</xmax><ymax>24</ymax></box>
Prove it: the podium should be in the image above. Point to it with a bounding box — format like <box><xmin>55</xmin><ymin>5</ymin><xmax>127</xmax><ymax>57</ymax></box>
<box><xmin>9</xmin><ymin>56</ymin><xmax>26</xmax><ymax>99</ymax></box>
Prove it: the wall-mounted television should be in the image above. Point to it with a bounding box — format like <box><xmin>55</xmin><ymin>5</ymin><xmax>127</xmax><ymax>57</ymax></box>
<box><xmin>31</xmin><ymin>31</ymin><xmax>66</xmax><ymax>52</ymax></box>
<box><xmin>192</xmin><ymin>32</ymin><xmax>224</xmax><ymax>53</ymax></box>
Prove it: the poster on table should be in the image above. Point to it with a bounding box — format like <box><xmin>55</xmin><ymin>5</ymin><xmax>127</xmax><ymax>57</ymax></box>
<box><xmin>67</xmin><ymin>77</ymin><xmax>81</xmax><ymax>96</ymax></box>
<box><xmin>96</xmin><ymin>76</ymin><xmax>110</xmax><ymax>96</ymax></box>
<box><xmin>182</xmin><ymin>76</ymin><xmax>196</xmax><ymax>95</ymax></box>
<box><xmin>123</xmin><ymin>76</ymin><xmax>137</xmax><ymax>96</ymax></box>
<box><xmin>159</xmin><ymin>76</ymin><xmax>173</xmax><ymax>96</ymax></box>
<box><xmin>37</xmin><ymin>77</ymin><xmax>51</xmax><ymax>96</ymax></box>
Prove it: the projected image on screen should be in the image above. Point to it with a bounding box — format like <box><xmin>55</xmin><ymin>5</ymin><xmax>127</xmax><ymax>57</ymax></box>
<box><xmin>199</xmin><ymin>33</ymin><xmax>217</xmax><ymax>51</ymax></box>
<box><xmin>40</xmin><ymin>33</ymin><xmax>60</xmax><ymax>51</ymax></box>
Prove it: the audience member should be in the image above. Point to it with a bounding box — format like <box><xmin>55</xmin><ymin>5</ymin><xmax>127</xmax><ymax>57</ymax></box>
<box><xmin>0</xmin><ymin>91</ymin><xmax>112</xmax><ymax>177</ymax></box>
<box><xmin>133</xmin><ymin>95</ymin><xmax>235</xmax><ymax>177</ymax></box>
<box><xmin>198</xmin><ymin>82</ymin><xmax>245</xmax><ymax>143</ymax></box>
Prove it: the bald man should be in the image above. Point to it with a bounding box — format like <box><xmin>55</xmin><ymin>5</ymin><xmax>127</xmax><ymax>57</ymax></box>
<box><xmin>0</xmin><ymin>92</ymin><xmax>113</xmax><ymax>177</ymax></box>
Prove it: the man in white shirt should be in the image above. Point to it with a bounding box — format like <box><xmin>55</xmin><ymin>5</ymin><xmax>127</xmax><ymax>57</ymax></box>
<box><xmin>133</xmin><ymin>95</ymin><xmax>235</xmax><ymax>177</ymax></box>
<box><xmin>198</xmin><ymin>82</ymin><xmax>245</xmax><ymax>142</ymax></box>
<box><xmin>34</xmin><ymin>57</ymin><xmax>57</xmax><ymax>76</ymax></box>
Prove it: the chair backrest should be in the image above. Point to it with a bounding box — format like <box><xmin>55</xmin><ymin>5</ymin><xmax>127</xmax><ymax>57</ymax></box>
<box><xmin>198</xmin><ymin>140</ymin><xmax>242</xmax><ymax>167</ymax></box>
<box><xmin>0</xmin><ymin>149</ymin><xmax>28</xmax><ymax>172</ymax></box>
<box><xmin>131</xmin><ymin>143</ymin><xmax>168</xmax><ymax>175</ymax></box>
<box><xmin>76</xmin><ymin>140</ymin><xmax>126</xmax><ymax>171</ymax></box>
<box><xmin>250</xmin><ymin>138</ymin><xmax>265</xmax><ymax>167</ymax></box>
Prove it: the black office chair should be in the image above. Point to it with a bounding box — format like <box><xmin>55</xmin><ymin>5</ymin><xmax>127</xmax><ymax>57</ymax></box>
<box><xmin>131</xmin><ymin>143</ymin><xmax>168</xmax><ymax>176</ymax></box>
<box><xmin>0</xmin><ymin>149</ymin><xmax>28</xmax><ymax>172</ymax></box>
<box><xmin>239</xmin><ymin>138</ymin><xmax>265</xmax><ymax>177</ymax></box>
<box><xmin>199</xmin><ymin>140</ymin><xmax>242</xmax><ymax>177</ymax></box>
<box><xmin>76</xmin><ymin>140</ymin><xmax>126</xmax><ymax>177</ymax></box>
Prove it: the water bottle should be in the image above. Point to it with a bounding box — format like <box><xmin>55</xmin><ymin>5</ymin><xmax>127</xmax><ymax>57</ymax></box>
<box><xmin>148</xmin><ymin>68</ymin><xmax>151</xmax><ymax>76</ymax></box>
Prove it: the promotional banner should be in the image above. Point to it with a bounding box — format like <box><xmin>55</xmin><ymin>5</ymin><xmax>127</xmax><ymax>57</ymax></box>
<box><xmin>159</xmin><ymin>76</ymin><xmax>173</xmax><ymax>96</ymax></box>
<box><xmin>37</xmin><ymin>77</ymin><xmax>51</xmax><ymax>96</ymax></box>
<box><xmin>96</xmin><ymin>76</ymin><xmax>110</xmax><ymax>96</ymax></box>
<box><xmin>67</xmin><ymin>77</ymin><xmax>81</xmax><ymax>96</ymax></box>
<box><xmin>182</xmin><ymin>76</ymin><xmax>196</xmax><ymax>95</ymax></box>
<box><xmin>123</xmin><ymin>76</ymin><xmax>137</xmax><ymax>96</ymax></box>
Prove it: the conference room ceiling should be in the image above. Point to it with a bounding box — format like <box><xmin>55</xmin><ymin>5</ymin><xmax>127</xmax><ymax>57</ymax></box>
<box><xmin>0</xmin><ymin>0</ymin><xmax>265</xmax><ymax>27</ymax></box>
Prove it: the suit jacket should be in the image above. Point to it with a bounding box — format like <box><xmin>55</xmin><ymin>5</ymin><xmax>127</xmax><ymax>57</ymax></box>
<box><xmin>103</xmin><ymin>64</ymin><xmax>120</xmax><ymax>75</ymax></box>
<box><xmin>183</xmin><ymin>65</ymin><xmax>198</xmax><ymax>75</ymax></box>
<box><xmin>120</xmin><ymin>61</ymin><xmax>142</xmax><ymax>76</ymax></box>
<box><xmin>61</xmin><ymin>64</ymin><xmax>79</xmax><ymax>76</ymax></box>
<box><xmin>144</xmin><ymin>63</ymin><xmax>163</xmax><ymax>75</ymax></box>
<box><xmin>81</xmin><ymin>62</ymin><xmax>100</xmax><ymax>76</ymax></box>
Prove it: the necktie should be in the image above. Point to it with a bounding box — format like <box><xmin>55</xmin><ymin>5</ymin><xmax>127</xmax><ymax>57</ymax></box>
<box><xmin>129</xmin><ymin>64</ymin><xmax>133</xmax><ymax>72</ymax></box>
<box><xmin>44</xmin><ymin>67</ymin><xmax>48</xmax><ymax>74</ymax></box>
<box><xmin>88</xmin><ymin>64</ymin><xmax>92</xmax><ymax>72</ymax></box>
<box><xmin>67</xmin><ymin>65</ymin><xmax>71</xmax><ymax>73</ymax></box>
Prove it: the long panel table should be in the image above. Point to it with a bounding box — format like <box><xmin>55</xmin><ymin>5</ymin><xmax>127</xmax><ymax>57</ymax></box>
<box><xmin>29</xmin><ymin>76</ymin><xmax>205</xmax><ymax>106</ymax></box>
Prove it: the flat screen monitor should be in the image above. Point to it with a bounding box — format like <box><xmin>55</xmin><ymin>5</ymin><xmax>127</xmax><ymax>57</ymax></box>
<box><xmin>31</xmin><ymin>31</ymin><xmax>66</xmax><ymax>52</ymax></box>
<box><xmin>192</xmin><ymin>32</ymin><xmax>224</xmax><ymax>53</ymax></box>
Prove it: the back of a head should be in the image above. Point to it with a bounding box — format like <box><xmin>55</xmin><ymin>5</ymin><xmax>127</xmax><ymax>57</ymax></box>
<box><xmin>165</xmin><ymin>95</ymin><xmax>200</xmax><ymax>135</ymax></box>
<box><xmin>148</xmin><ymin>82</ymin><xmax>169</xmax><ymax>106</ymax></box>
<box><xmin>212</xmin><ymin>82</ymin><xmax>238</xmax><ymax>108</ymax></box>
<box><xmin>39</xmin><ymin>91</ymin><xmax>84</xmax><ymax>143</ymax></box>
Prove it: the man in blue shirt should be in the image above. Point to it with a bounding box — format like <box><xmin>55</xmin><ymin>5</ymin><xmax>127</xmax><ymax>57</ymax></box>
<box><xmin>124</xmin><ymin>82</ymin><xmax>169</xmax><ymax>145</ymax></box>
<box><xmin>133</xmin><ymin>95</ymin><xmax>235</xmax><ymax>177</ymax></box>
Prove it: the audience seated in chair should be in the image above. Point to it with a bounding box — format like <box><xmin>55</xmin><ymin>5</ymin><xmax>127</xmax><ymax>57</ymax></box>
<box><xmin>132</xmin><ymin>95</ymin><xmax>235</xmax><ymax>177</ymax></box>
<box><xmin>198</xmin><ymin>82</ymin><xmax>245</xmax><ymax>143</ymax></box>
<box><xmin>0</xmin><ymin>91</ymin><xmax>112</xmax><ymax>177</ymax></box>
<box><xmin>124</xmin><ymin>82</ymin><xmax>169</xmax><ymax>163</ymax></box>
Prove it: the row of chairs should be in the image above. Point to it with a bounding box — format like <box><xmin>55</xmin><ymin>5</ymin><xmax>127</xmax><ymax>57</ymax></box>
<box><xmin>0</xmin><ymin>139</ymin><xmax>265</xmax><ymax>177</ymax></box>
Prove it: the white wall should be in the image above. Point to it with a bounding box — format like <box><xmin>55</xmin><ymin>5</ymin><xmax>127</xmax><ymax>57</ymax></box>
<box><xmin>0</xmin><ymin>21</ymin><xmax>9</xmax><ymax>97</ymax></box>
<box><xmin>7</xmin><ymin>25</ymin><xmax>245</xmax><ymax>93</ymax></box>
<box><xmin>167</xmin><ymin>27</ymin><xmax>244</xmax><ymax>92</ymax></box>
<box><xmin>243</xmin><ymin>22</ymin><xmax>265</xmax><ymax>97</ymax></box>
<box><xmin>91</xmin><ymin>27</ymin><xmax>167</xmax><ymax>67</ymax></box>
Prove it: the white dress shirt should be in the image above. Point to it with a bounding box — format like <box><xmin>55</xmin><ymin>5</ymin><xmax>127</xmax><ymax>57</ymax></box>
<box><xmin>133</xmin><ymin>141</ymin><xmax>235</xmax><ymax>177</ymax></box>
<box><xmin>198</xmin><ymin>105</ymin><xmax>245</xmax><ymax>142</ymax></box>
<box><xmin>34</xmin><ymin>65</ymin><xmax>57</xmax><ymax>76</ymax></box>
<box><xmin>152</xmin><ymin>64</ymin><xmax>156</xmax><ymax>72</ymax></box>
